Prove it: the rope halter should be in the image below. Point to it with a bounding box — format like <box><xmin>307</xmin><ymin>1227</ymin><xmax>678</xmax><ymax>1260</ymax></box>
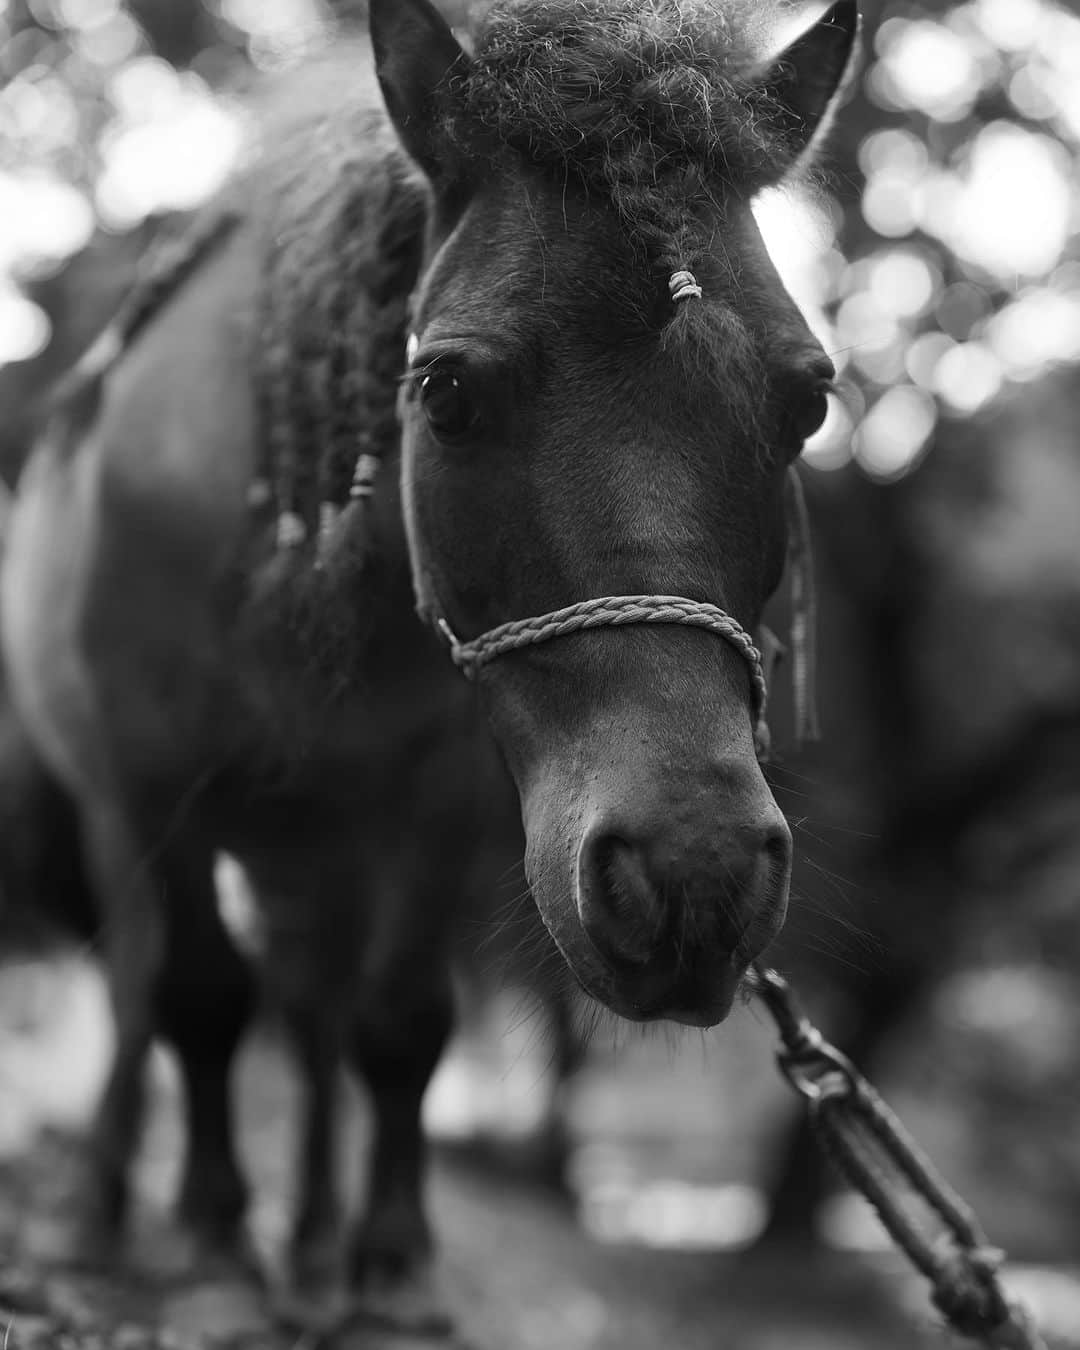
<box><xmin>437</xmin><ymin>593</ymin><xmax>769</xmax><ymax>754</ymax></box>
<box><xmin>430</xmin><ymin>470</ymin><xmax>820</xmax><ymax>759</ymax></box>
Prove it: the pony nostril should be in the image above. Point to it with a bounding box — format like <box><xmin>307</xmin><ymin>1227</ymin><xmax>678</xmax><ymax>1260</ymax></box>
<box><xmin>736</xmin><ymin>819</ymin><xmax>792</xmax><ymax>873</ymax></box>
<box><xmin>578</xmin><ymin>811</ymin><xmax>792</xmax><ymax>979</ymax></box>
<box><xmin>763</xmin><ymin>828</ymin><xmax>791</xmax><ymax>871</ymax></box>
<box><xmin>579</xmin><ymin>833</ymin><xmax>667</xmax><ymax>968</ymax></box>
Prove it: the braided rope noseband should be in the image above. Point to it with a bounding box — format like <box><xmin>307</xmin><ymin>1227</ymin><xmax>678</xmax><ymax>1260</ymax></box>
<box><xmin>430</xmin><ymin>469</ymin><xmax>822</xmax><ymax>759</ymax></box>
<box><xmin>437</xmin><ymin>593</ymin><xmax>768</xmax><ymax>746</ymax></box>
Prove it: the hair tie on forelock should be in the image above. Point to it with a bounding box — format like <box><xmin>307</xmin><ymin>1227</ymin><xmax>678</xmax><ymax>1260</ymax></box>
<box><xmin>669</xmin><ymin>269</ymin><xmax>702</xmax><ymax>303</ymax></box>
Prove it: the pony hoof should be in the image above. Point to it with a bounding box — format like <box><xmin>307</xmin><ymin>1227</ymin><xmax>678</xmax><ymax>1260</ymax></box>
<box><xmin>270</xmin><ymin>1283</ymin><xmax>357</xmax><ymax>1340</ymax></box>
<box><xmin>25</xmin><ymin>1212</ymin><xmax>122</xmax><ymax>1272</ymax></box>
<box><xmin>130</xmin><ymin>1222</ymin><xmax>268</xmax><ymax>1289</ymax></box>
<box><xmin>286</xmin><ymin>1220</ymin><xmax>343</xmax><ymax>1299</ymax></box>
<box><xmin>272</xmin><ymin>1250</ymin><xmax>454</xmax><ymax>1341</ymax></box>
<box><xmin>351</xmin><ymin>1260</ymin><xmax>454</xmax><ymax>1337</ymax></box>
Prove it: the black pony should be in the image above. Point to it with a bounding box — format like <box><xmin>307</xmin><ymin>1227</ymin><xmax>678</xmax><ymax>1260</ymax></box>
<box><xmin>2</xmin><ymin>0</ymin><xmax>857</xmax><ymax>1327</ymax></box>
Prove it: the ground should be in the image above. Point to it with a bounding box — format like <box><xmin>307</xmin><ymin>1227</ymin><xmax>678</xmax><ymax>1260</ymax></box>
<box><xmin>0</xmin><ymin>955</ymin><xmax>1078</xmax><ymax>1350</ymax></box>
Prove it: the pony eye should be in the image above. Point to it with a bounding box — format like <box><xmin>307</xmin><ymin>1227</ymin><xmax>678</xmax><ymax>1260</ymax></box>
<box><xmin>791</xmin><ymin>388</ymin><xmax>830</xmax><ymax>443</ymax></box>
<box><xmin>419</xmin><ymin>369</ymin><xmax>478</xmax><ymax>440</ymax></box>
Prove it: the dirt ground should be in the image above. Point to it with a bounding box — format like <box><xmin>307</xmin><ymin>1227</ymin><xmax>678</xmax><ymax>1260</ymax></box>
<box><xmin>1</xmin><ymin>955</ymin><xmax>1078</xmax><ymax>1350</ymax></box>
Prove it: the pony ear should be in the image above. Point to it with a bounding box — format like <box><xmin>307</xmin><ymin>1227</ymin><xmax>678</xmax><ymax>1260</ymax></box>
<box><xmin>756</xmin><ymin>0</ymin><xmax>860</xmax><ymax>170</ymax></box>
<box><xmin>370</xmin><ymin>0</ymin><xmax>468</xmax><ymax>181</ymax></box>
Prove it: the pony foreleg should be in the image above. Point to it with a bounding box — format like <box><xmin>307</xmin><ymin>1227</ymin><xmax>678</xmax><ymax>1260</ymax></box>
<box><xmin>56</xmin><ymin>800</ymin><xmax>256</xmax><ymax>1277</ymax></box>
<box><xmin>67</xmin><ymin>799</ymin><xmax>166</xmax><ymax>1263</ymax></box>
<box><xmin>345</xmin><ymin>980</ymin><xmax>454</xmax><ymax>1334</ymax></box>
<box><xmin>282</xmin><ymin>998</ymin><xmax>343</xmax><ymax>1293</ymax></box>
<box><xmin>153</xmin><ymin>835</ymin><xmax>256</xmax><ymax>1262</ymax></box>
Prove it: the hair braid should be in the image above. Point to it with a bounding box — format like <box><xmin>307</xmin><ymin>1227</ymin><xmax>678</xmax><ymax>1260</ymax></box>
<box><xmin>321</xmin><ymin>188</ymin><xmax>371</xmax><ymax>515</ymax></box>
<box><xmin>253</xmin><ymin>217</ymin><xmax>307</xmax><ymax>545</ymax></box>
<box><xmin>312</xmin><ymin>164</ymin><xmax>428</xmax><ymax>567</ymax></box>
<box><xmin>282</xmin><ymin>294</ymin><xmax>326</xmax><ymax>539</ymax></box>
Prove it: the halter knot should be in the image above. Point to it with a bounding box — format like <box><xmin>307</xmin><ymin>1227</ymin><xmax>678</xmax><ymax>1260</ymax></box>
<box><xmin>669</xmin><ymin>269</ymin><xmax>703</xmax><ymax>303</ymax></box>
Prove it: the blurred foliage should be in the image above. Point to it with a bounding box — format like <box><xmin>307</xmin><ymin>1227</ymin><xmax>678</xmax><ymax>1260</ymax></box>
<box><xmin>765</xmin><ymin>0</ymin><xmax>1080</xmax><ymax>481</ymax></box>
<box><xmin>3</xmin><ymin>0</ymin><xmax>1080</xmax><ymax>480</ymax></box>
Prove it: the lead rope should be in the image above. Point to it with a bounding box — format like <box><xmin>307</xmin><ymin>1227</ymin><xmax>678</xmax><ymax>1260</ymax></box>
<box><xmin>749</xmin><ymin>965</ymin><xmax>1048</xmax><ymax>1350</ymax></box>
<box><xmin>785</xmin><ymin>466</ymin><xmax>820</xmax><ymax>744</ymax></box>
<box><xmin>756</xmin><ymin>487</ymin><xmax>1041</xmax><ymax>1342</ymax></box>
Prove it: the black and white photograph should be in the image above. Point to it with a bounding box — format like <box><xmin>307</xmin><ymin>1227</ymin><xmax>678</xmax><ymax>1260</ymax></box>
<box><xmin>0</xmin><ymin>1</ymin><xmax>1077</xmax><ymax>1346</ymax></box>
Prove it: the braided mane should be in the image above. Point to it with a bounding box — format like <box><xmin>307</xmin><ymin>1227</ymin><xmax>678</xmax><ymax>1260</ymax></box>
<box><xmin>444</xmin><ymin>0</ymin><xmax>789</xmax><ymax>274</ymax></box>
<box><xmin>239</xmin><ymin>50</ymin><xmax>430</xmax><ymax>560</ymax></box>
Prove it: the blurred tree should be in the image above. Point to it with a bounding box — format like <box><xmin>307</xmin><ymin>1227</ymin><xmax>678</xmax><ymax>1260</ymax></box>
<box><xmin>797</xmin><ymin>0</ymin><xmax>1080</xmax><ymax>477</ymax></box>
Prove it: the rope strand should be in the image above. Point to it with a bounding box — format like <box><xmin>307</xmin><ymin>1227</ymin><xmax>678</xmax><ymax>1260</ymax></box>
<box><xmin>433</xmin><ymin>473</ymin><xmax>820</xmax><ymax>760</ymax></box>
<box><xmin>439</xmin><ymin>593</ymin><xmax>768</xmax><ymax>749</ymax></box>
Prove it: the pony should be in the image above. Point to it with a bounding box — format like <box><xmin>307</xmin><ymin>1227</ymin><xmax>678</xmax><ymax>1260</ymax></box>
<box><xmin>1</xmin><ymin>0</ymin><xmax>857</xmax><ymax>1328</ymax></box>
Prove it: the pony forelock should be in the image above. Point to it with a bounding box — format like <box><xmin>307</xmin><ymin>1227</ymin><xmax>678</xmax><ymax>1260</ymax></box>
<box><xmin>442</xmin><ymin>0</ymin><xmax>795</xmax><ymax>274</ymax></box>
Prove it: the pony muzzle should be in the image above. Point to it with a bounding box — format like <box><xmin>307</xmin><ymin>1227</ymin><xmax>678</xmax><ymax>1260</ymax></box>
<box><xmin>564</xmin><ymin>789</ymin><xmax>792</xmax><ymax>1026</ymax></box>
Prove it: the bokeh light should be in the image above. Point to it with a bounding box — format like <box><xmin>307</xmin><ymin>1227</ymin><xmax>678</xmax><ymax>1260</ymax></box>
<box><xmin>0</xmin><ymin>285</ymin><xmax>50</xmax><ymax>363</ymax></box>
<box><xmin>986</xmin><ymin>290</ymin><xmax>1080</xmax><ymax>378</ymax></box>
<box><xmin>0</xmin><ymin>170</ymin><xmax>94</xmax><ymax>271</ymax></box>
<box><xmin>755</xmin><ymin>0</ymin><xmax>1080</xmax><ymax>480</ymax></box>
<box><xmin>974</xmin><ymin>0</ymin><xmax>1046</xmax><ymax>51</ymax></box>
<box><xmin>802</xmin><ymin>392</ymin><xmax>858</xmax><ymax>472</ymax></box>
<box><xmin>96</xmin><ymin>70</ymin><xmax>244</xmax><ymax>227</ymax></box>
<box><xmin>932</xmin><ymin>339</ymin><xmax>1003</xmax><ymax>412</ymax></box>
<box><xmin>929</xmin><ymin>123</ymin><xmax>1071</xmax><ymax>279</ymax></box>
<box><xmin>872</xmin><ymin>18</ymin><xmax>989</xmax><ymax>122</ymax></box>
<box><xmin>904</xmin><ymin>331</ymin><xmax>952</xmax><ymax>386</ymax></box>
<box><xmin>218</xmin><ymin>0</ymin><xmax>329</xmax><ymax>70</ymax></box>
<box><xmin>75</xmin><ymin>11</ymin><xmax>140</xmax><ymax>67</ymax></box>
<box><xmin>56</xmin><ymin>0</ymin><xmax>122</xmax><ymax>28</ymax></box>
<box><xmin>853</xmin><ymin>385</ymin><xmax>937</xmax><ymax>480</ymax></box>
<box><xmin>866</xmin><ymin>248</ymin><xmax>940</xmax><ymax>320</ymax></box>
